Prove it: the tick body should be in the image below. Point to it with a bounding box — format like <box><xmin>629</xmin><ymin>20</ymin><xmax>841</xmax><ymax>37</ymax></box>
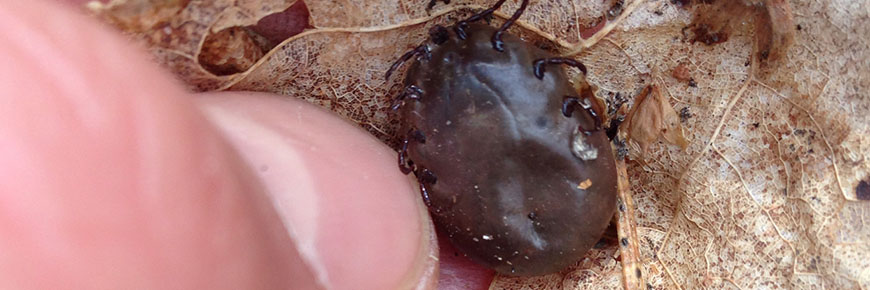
<box><xmin>394</xmin><ymin>23</ymin><xmax>618</xmax><ymax>276</ymax></box>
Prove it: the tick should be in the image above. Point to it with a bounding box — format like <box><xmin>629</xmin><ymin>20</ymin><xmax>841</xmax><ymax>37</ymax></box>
<box><xmin>385</xmin><ymin>0</ymin><xmax>618</xmax><ymax>276</ymax></box>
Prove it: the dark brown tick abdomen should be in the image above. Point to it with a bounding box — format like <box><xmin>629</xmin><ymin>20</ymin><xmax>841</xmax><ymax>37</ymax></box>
<box><xmin>402</xmin><ymin>24</ymin><xmax>618</xmax><ymax>276</ymax></box>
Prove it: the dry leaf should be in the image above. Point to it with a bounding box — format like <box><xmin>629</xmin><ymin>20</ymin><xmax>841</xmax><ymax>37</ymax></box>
<box><xmin>87</xmin><ymin>0</ymin><xmax>187</xmax><ymax>33</ymax></box>
<box><xmin>754</xmin><ymin>0</ymin><xmax>794</xmax><ymax>63</ymax></box>
<box><xmin>682</xmin><ymin>0</ymin><xmax>794</xmax><ymax>66</ymax></box>
<box><xmin>89</xmin><ymin>0</ymin><xmax>299</xmax><ymax>90</ymax></box>
<box><xmin>90</xmin><ymin>0</ymin><xmax>870</xmax><ymax>289</ymax></box>
<box><xmin>198</xmin><ymin>26</ymin><xmax>265</xmax><ymax>76</ymax></box>
<box><xmin>623</xmin><ymin>85</ymin><xmax>689</xmax><ymax>156</ymax></box>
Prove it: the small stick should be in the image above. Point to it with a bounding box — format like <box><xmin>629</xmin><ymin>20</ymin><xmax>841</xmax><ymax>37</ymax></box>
<box><xmin>616</xmin><ymin>158</ymin><xmax>645</xmax><ymax>290</ymax></box>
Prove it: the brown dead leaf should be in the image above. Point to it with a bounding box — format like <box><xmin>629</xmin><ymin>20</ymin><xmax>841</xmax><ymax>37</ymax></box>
<box><xmin>623</xmin><ymin>85</ymin><xmax>688</xmax><ymax>156</ymax></box>
<box><xmin>682</xmin><ymin>0</ymin><xmax>794</xmax><ymax>67</ymax></box>
<box><xmin>87</xmin><ymin>0</ymin><xmax>188</xmax><ymax>33</ymax></box>
<box><xmin>89</xmin><ymin>0</ymin><xmax>870</xmax><ymax>289</ymax></box>
<box><xmin>198</xmin><ymin>26</ymin><xmax>265</xmax><ymax>76</ymax></box>
<box><xmin>88</xmin><ymin>0</ymin><xmax>299</xmax><ymax>90</ymax></box>
<box><xmin>754</xmin><ymin>0</ymin><xmax>794</xmax><ymax>63</ymax></box>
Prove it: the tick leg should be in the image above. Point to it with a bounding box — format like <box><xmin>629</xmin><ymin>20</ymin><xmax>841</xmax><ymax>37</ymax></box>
<box><xmin>390</xmin><ymin>85</ymin><xmax>424</xmax><ymax>110</ymax></box>
<box><xmin>398</xmin><ymin>131</ymin><xmax>435</xmax><ymax>208</ymax></box>
<box><xmin>454</xmin><ymin>0</ymin><xmax>508</xmax><ymax>40</ymax></box>
<box><xmin>416</xmin><ymin>168</ymin><xmax>438</xmax><ymax>207</ymax></box>
<box><xmin>397</xmin><ymin>129</ymin><xmax>427</xmax><ymax>174</ymax></box>
<box><xmin>491</xmin><ymin>0</ymin><xmax>530</xmax><ymax>51</ymax></box>
<box><xmin>533</xmin><ymin>57</ymin><xmax>587</xmax><ymax>79</ymax></box>
<box><xmin>385</xmin><ymin>44</ymin><xmax>431</xmax><ymax>81</ymax></box>
<box><xmin>398</xmin><ymin>135</ymin><xmax>414</xmax><ymax>175</ymax></box>
<box><xmin>426</xmin><ymin>0</ymin><xmax>450</xmax><ymax>11</ymax></box>
<box><xmin>419</xmin><ymin>181</ymin><xmax>433</xmax><ymax>207</ymax></box>
<box><xmin>562</xmin><ymin>96</ymin><xmax>602</xmax><ymax>134</ymax></box>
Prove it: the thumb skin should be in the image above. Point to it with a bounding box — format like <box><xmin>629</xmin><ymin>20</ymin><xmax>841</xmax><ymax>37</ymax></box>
<box><xmin>196</xmin><ymin>92</ymin><xmax>439</xmax><ymax>290</ymax></box>
<box><xmin>0</xmin><ymin>0</ymin><xmax>298</xmax><ymax>288</ymax></box>
<box><xmin>0</xmin><ymin>0</ymin><xmax>438</xmax><ymax>289</ymax></box>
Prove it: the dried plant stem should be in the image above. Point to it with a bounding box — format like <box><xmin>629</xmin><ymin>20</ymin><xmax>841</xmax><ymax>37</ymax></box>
<box><xmin>616</xmin><ymin>159</ymin><xmax>645</xmax><ymax>290</ymax></box>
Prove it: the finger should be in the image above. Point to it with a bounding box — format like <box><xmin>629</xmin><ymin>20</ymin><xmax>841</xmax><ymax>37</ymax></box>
<box><xmin>196</xmin><ymin>92</ymin><xmax>440</xmax><ymax>289</ymax></box>
<box><xmin>0</xmin><ymin>1</ymin><xmax>299</xmax><ymax>288</ymax></box>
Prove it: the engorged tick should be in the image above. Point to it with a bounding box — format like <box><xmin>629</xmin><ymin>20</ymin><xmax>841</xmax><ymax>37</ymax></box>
<box><xmin>385</xmin><ymin>0</ymin><xmax>618</xmax><ymax>276</ymax></box>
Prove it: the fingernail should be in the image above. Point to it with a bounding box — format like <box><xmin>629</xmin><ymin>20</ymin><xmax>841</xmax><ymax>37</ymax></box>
<box><xmin>198</xmin><ymin>92</ymin><xmax>438</xmax><ymax>289</ymax></box>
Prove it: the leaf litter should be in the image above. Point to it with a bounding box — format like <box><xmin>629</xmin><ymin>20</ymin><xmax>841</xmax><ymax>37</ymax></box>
<box><xmin>623</xmin><ymin>85</ymin><xmax>689</xmax><ymax>156</ymax></box>
<box><xmin>89</xmin><ymin>0</ymin><xmax>870</xmax><ymax>288</ymax></box>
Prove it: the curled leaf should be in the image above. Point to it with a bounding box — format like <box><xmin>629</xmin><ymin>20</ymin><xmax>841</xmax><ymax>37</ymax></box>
<box><xmin>683</xmin><ymin>0</ymin><xmax>794</xmax><ymax>66</ymax></box>
<box><xmin>753</xmin><ymin>0</ymin><xmax>794</xmax><ymax>63</ymax></box>
<box><xmin>623</xmin><ymin>85</ymin><xmax>688</xmax><ymax>155</ymax></box>
<box><xmin>198</xmin><ymin>26</ymin><xmax>265</xmax><ymax>76</ymax></box>
<box><xmin>88</xmin><ymin>0</ymin><xmax>301</xmax><ymax>90</ymax></box>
